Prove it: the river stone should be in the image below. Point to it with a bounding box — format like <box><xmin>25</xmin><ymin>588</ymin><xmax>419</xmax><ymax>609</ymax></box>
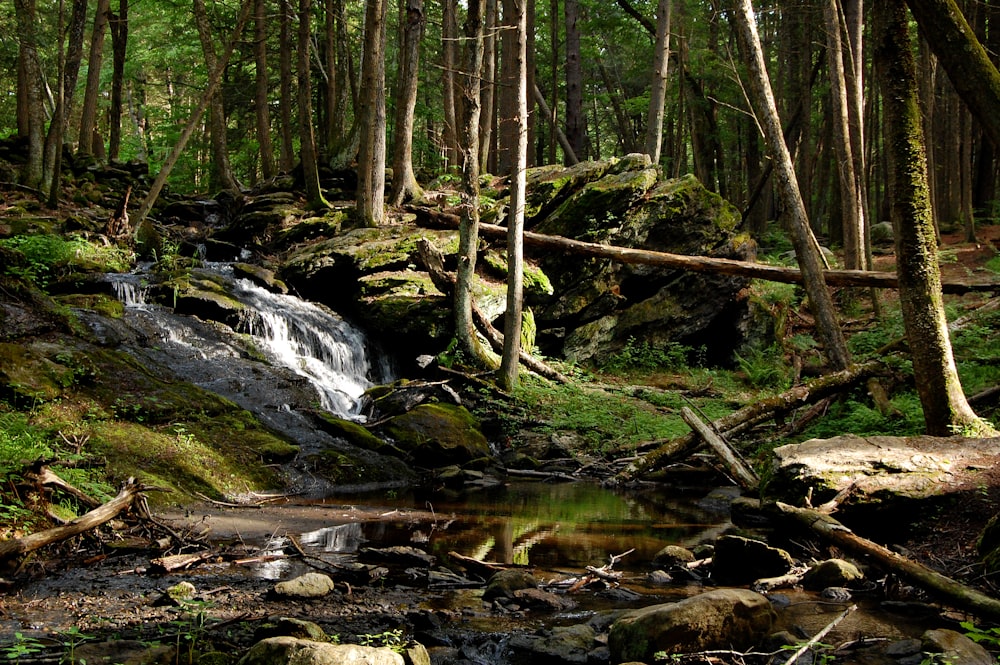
<box><xmin>379</xmin><ymin>403</ymin><xmax>490</xmax><ymax>465</ymax></box>
<box><xmin>73</xmin><ymin>640</ymin><xmax>174</xmax><ymax>665</ymax></box>
<box><xmin>256</xmin><ymin>617</ymin><xmax>329</xmax><ymax>642</ymax></box>
<box><xmin>921</xmin><ymin>628</ymin><xmax>994</xmax><ymax>665</ymax></box>
<box><xmin>769</xmin><ymin>435</ymin><xmax>1000</xmax><ymax>511</ymax></box>
<box><xmin>801</xmin><ymin>558</ymin><xmax>864</xmax><ymax>589</ymax></box>
<box><xmin>711</xmin><ymin>535</ymin><xmax>796</xmax><ymax>585</ymax></box>
<box><xmin>233</xmin><ymin>262</ymin><xmax>288</xmax><ymax>294</ymax></box>
<box><xmin>483</xmin><ymin>569</ymin><xmax>538</xmax><ymax>601</ymax></box>
<box><xmin>513</xmin><ymin>587</ymin><xmax>577</xmax><ymax>611</ymax></box>
<box><xmin>359</xmin><ymin>545</ymin><xmax>435</xmax><ymax>567</ymax></box>
<box><xmin>404</xmin><ymin>642</ymin><xmax>431</xmax><ymax>665</ymax></box>
<box><xmin>652</xmin><ymin>544</ymin><xmax>696</xmax><ymax>567</ymax></box>
<box><xmin>608</xmin><ymin>589</ymin><xmax>776</xmax><ymax>662</ymax></box>
<box><xmin>507</xmin><ymin>623</ymin><xmax>597</xmax><ymax>665</ymax></box>
<box><xmin>272</xmin><ymin>572</ymin><xmax>335</xmax><ymax>598</ymax></box>
<box><xmin>237</xmin><ymin>637</ymin><xmax>404</xmax><ymax>665</ymax></box>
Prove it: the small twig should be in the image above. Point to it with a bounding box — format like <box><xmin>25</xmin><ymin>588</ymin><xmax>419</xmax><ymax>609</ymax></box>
<box><xmin>784</xmin><ymin>604</ymin><xmax>857</xmax><ymax>665</ymax></box>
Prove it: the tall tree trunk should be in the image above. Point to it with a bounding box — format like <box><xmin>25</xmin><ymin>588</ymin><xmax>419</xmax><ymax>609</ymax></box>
<box><xmin>442</xmin><ymin>0</ymin><xmax>460</xmax><ymax>169</ymax></box>
<box><xmin>644</xmin><ymin>0</ymin><xmax>672</xmax><ymax>163</ymax></box>
<box><xmin>298</xmin><ymin>0</ymin><xmax>328</xmax><ymax>209</ymax></box>
<box><xmin>357</xmin><ymin>0</ymin><xmax>388</xmax><ymax>225</ymax></box>
<box><xmin>108</xmin><ymin>0</ymin><xmax>127</xmax><ymax>162</ymax></box>
<box><xmin>327</xmin><ymin>0</ymin><xmax>360</xmax><ymax>169</ymax></box>
<box><xmin>732</xmin><ymin>0</ymin><xmax>852</xmax><ymax>371</ymax></box>
<box><xmin>44</xmin><ymin>0</ymin><xmax>67</xmax><ymax>207</ymax></box>
<box><xmin>278</xmin><ymin>0</ymin><xmax>296</xmax><ymax>172</ymax></box>
<box><xmin>16</xmin><ymin>0</ymin><xmax>45</xmax><ymax>192</ymax></box>
<box><xmin>479</xmin><ymin>0</ymin><xmax>498</xmax><ymax>173</ymax></box>
<box><xmin>255</xmin><ymin>0</ymin><xmax>276</xmax><ymax>180</ymax></box>
<box><xmin>193</xmin><ymin>0</ymin><xmax>241</xmax><ymax>192</ymax></box>
<box><xmin>564</xmin><ymin>0</ymin><xmax>585</xmax><ymax>162</ymax></box>
<box><xmin>63</xmin><ymin>0</ymin><xmax>89</xmax><ymax>126</ymax></box>
<box><xmin>872</xmin><ymin>0</ymin><xmax>993</xmax><ymax>437</ymax></box>
<box><xmin>455</xmin><ymin>0</ymin><xmax>493</xmax><ymax>365</ymax></box>
<box><xmin>499</xmin><ymin>0</ymin><xmax>528</xmax><ymax>389</ymax></box>
<box><xmin>823</xmin><ymin>0</ymin><xmax>864</xmax><ymax>269</ymax></box>
<box><xmin>389</xmin><ymin>0</ymin><xmax>425</xmax><ymax>205</ymax></box>
<box><xmin>78</xmin><ymin>0</ymin><xmax>110</xmax><ymax>158</ymax></box>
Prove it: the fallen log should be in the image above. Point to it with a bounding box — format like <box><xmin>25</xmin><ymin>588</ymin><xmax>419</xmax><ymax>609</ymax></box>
<box><xmin>408</xmin><ymin>206</ymin><xmax>1000</xmax><ymax>295</ymax></box>
<box><xmin>612</xmin><ymin>360</ymin><xmax>886</xmax><ymax>484</ymax></box>
<box><xmin>0</xmin><ymin>477</ymin><xmax>154</xmax><ymax>562</ymax></box>
<box><xmin>150</xmin><ymin>549</ymin><xmax>219</xmax><ymax>573</ymax></box>
<box><xmin>775</xmin><ymin>502</ymin><xmax>1000</xmax><ymax>622</ymax></box>
<box><xmin>680</xmin><ymin>407</ymin><xmax>759</xmax><ymax>491</ymax></box>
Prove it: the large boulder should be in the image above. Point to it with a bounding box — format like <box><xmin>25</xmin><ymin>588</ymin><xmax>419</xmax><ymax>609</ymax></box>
<box><xmin>608</xmin><ymin>589</ymin><xmax>776</xmax><ymax>663</ymax></box>
<box><xmin>378</xmin><ymin>403</ymin><xmax>491</xmax><ymax>465</ymax></box>
<box><xmin>237</xmin><ymin>637</ymin><xmax>404</xmax><ymax>665</ymax></box>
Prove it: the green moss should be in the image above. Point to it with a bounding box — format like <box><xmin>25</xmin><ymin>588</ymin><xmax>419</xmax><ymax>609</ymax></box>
<box><xmin>381</xmin><ymin>403</ymin><xmax>490</xmax><ymax>463</ymax></box>
<box><xmin>314</xmin><ymin>412</ymin><xmax>387</xmax><ymax>452</ymax></box>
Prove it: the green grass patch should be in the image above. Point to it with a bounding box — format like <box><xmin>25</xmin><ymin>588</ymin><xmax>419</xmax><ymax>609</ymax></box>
<box><xmin>0</xmin><ymin>234</ymin><xmax>134</xmax><ymax>289</ymax></box>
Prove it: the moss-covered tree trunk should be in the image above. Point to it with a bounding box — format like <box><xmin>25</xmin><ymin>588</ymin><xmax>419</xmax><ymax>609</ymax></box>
<box><xmin>873</xmin><ymin>0</ymin><xmax>992</xmax><ymax>437</ymax></box>
<box><xmin>356</xmin><ymin>0</ymin><xmax>387</xmax><ymax>224</ymax></box>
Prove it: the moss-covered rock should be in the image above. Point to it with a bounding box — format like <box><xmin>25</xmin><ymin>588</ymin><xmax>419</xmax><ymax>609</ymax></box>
<box><xmin>380</xmin><ymin>403</ymin><xmax>490</xmax><ymax>466</ymax></box>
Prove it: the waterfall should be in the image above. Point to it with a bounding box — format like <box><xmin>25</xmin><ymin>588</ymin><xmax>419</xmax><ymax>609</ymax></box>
<box><xmin>107</xmin><ymin>264</ymin><xmax>387</xmax><ymax>420</ymax></box>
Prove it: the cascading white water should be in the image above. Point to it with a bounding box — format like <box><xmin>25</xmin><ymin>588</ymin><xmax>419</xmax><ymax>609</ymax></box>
<box><xmin>232</xmin><ymin>277</ymin><xmax>377</xmax><ymax>417</ymax></box>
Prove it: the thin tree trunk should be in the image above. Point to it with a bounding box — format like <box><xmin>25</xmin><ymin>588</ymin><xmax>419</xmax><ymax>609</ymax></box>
<box><xmin>479</xmin><ymin>0</ymin><xmax>498</xmax><ymax>173</ymax></box>
<box><xmin>499</xmin><ymin>0</ymin><xmax>528</xmax><ymax>390</ymax></box>
<box><xmin>278</xmin><ymin>0</ymin><xmax>296</xmax><ymax>172</ymax></box>
<box><xmin>108</xmin><ymin>0</ymin><xmax>127</xmax><ymax>162</ymax></box>
<box><xmin>389</xmin><ymin>0</ymin><xmax>425</xmax><ymax>205</ymax></box>
<box><xmin>62</xmin><ymin>0</ymin><xmax>89</xmax><ymax>124</ymax></box>
<box><xmin>732</xmin><ymin>0</ymin><xmax>852</xmax><ymax>372</ymax></box>
<box><xmin>193</xmin><ymin>0</ymin><xmax>241</xmax><ymax>192</ymax></box>
<box><xmin>442</xmin><ymin>0</ymin><xmax>460</xmax><ymax>169</ymax></box>
<box><xmin>44</xmin><ymin>0</ymin><xmax>67</xmax><ymax>207</ymax></box>
<box><xmin>644</xmin><ymin>0</ymin><xmax>672</xmax><ymax>163</ymax></box>
<box><xmin>134</xmin><ymin>0</ymin><xmax>253</xmax><ymax>227</ymax></box>
<box><xmin>533</xmin><ymin>83</ymin><xmax>578</xmax><ymax>164</ymax></box>
<box><xmin>298</xmin><ymin>0</ymin><xmax>328</xmax><ymax>208</ymax></box>
<box><xmin>564</xmin><ymin>0</ymin><xmax>585</xmax><ymax>162</ymax></box>
<box><xmin>455</xmin><ymin>0</ymin><xmax>494</xmax><ymax>366</ymax></box>
<box><xmin>255</xmin><ymin>0</ymin><xmax>276</xmax><ymax>180</ymax></box>
<box><xmin>78</xmin><ymin>0</ymin><xmax>110</xmax><ymax>158</ymax></box>
<box><xmin>357</xmin><ymin>0</ymin><xmax>388</xmax><ymax>225</ymax></box>
<box><xmin>872</xmin><ymin>0</ymin><xmax>994</xmax><ymax>437</ymax></box>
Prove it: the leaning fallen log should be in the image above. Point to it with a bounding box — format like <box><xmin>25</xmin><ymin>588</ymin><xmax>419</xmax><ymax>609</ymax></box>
<box><xmin>612</xmin><ymin>360</ymin><xmax>886</xmax><ymax>484</ymax></box>
<box><xmin>408</xmin><ymin>206</ymin><xmax>1000</xmax><ymax>295</ymax></box>
<box><xmin>680</xmin><ymin>406</ymin><xmax>759</xmax><ymax>492</ymax></box>
<box><xmin>775</xmin><ymin>502</ymin><xmax>1000</xmax><ymax>622</ymax></box>
<box><xmin>0</xmin><ymin>477</ymin><xmax>157</xmax><ymax>562</ymax></box>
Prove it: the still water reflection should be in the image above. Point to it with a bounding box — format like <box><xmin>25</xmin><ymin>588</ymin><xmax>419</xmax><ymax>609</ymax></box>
<box><xmin>294</xmin><ymin>481</ymin><xmax>735</xmax><ymax>575</ymax></box>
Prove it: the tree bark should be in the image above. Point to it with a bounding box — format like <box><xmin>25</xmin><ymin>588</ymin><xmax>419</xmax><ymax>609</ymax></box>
<box><xmin>643</xmin><ymin>0</ymin><xmax>673</xmax><ymax>164</ymax></box>
<box><xmin>499</xmin><ymin>0</ymin><xmax>528</xmax><ymax>390</ymax></box>
<box><xmin>108</xmin><ymin>0</ymin><xmax>128</xmax><ymax>162</ymax></box>
<box><xmin>905</xmin><ymin>0</ymin><xmax>1000</xmax><ymax>151</ymax></box>
<box><xmin>479</xmin><ymin>0</ymin><xmax>498</xmax><ymax>173</ymax></box>
<box><xmin>44</xmin><ymin>0</ymin><xmax>67</xmax><ymax>207</ymax></box>
<box><xmin>278</xmin><ymin>0</ymin><xmax>296</xmax><ymax>172</ymax></box>
<box><xmin>680</xmin><ymin>407</ymin><xmax>759</xmax><ymax>491</ymax></box>
<box><xmin>78</xmin><ymin>0</ymin><xmax>110</xmax><ymax>158</ymax></box>
<box><xmin>389</xmin><ymin>0</ymin><xmax>425</xmax><ymax>206</ymax></box>
<box><xmin>255</xmin><ymin>0</ymin><xmax>276</xmax><ymax>180</ymax></box>
<box><xmin>532</xmin><ymin>84</ymin><xmax>578</xmax><ymax>165</ymax></box>
<box><xmin>357</xmin><ymin>0</ymin><xmax>388</xmax><ymax>225</ymax></box>
<box><xmin>15</xmin><ymin>0</ymin><xmax>46</xmax><ymax>192</ymax></box>
<box><xmin>298</xmin><ymin>0</ymin><xmax>328</xmax><ymax>209</ymax></box>
<box><xmin>873</xmin><ymin>0</ymin><xmax>993</xmax><ymax>437</ymax></box>
<box><xmin>442</xmin><ymin>0</ymin><xmax>460</xmax><ymax>169</ymax></box>
<box><xmin>564</xmin><ymin>0</ymin><xmax>586</xmax><ymax>162</ymax></box>
<box><xmin>732</xmin><ymin>0</ymin><xmax>852</xmax><ymax>372</ymax></box>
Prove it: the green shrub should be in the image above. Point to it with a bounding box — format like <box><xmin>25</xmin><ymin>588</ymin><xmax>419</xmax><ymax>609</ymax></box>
<box><xmin>602</xmin><ymin>337</ymin><xmax>691</xmax><ymax>373</ymax></box>
<box><xmin>0</xmin><ymin>234</ymin><xmax>133</xmax><ymax>288</ymax></box>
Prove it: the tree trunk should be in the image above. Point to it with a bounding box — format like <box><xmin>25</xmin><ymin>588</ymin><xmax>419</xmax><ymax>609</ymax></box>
<box><xmin>108</xmin><ymin>0</ymin><xmax>128</xmax><ymax>162</ymax></box>
<box><xmin>389</xmin><ymin>0</ymin><xmax>425</xmax><ymax>205</ymax></box>
<box><xmin>643</xmin><ymin>0</ymin><xmax>672</xmax><ymax>164</ymax></box>
<box><xmin>479</xmin><ymin>0</ymin><xmax>498</xmax><ymax>173</ymax></box>
<box><xmin>278</xmin><ymin>0</ymin><xmax>296</xmax><ymax>172</ymax></box>
<box><xmin>78</xmin><ymin>0</ymin><xmax>110</xmax><ymax>158</ymax></box>
<box><xmin>255</xmin><ymin>0</ymin><xmax>276</xmax><ymax>180</ymax></box>
<box><xmin>327</xmin><ymin>0</ymin><xmax>360</xmax><ymax>170</ymax></box>
<box><xmin>455</xmin><ymin>0</ymin><xmax>494</xmax><ymax>366</ymax></box>
<box><xmin>732</xmin><ymin>0</ymin><xmax>853</xmax><ymax>372</ymax></box>
<box><xmin>193</xmin><ymin>0</ymin><xmax>241</xmax><ymax>192</ymax></box>
<box><xmin>872</xmin><ymin>0</ymin><xmax>993</xmax><ymax>437</ymax></box>
<box><xmin>499</xmin><ymin>0</ymin><xmax>528</xmax><ymax>390</ymax></box>
<box><xmin>442</xmin><ymin>0</ymin><xmax>460</xmax><ymax>169</ymax></box>
<box><xmin>298</xmin><ymin>0</ymin><xmax>328</xmax><ymax>209</ymax></box>
<box><xmin>62</xmin><ymin>0</ymin><xmax>89</xmax><ymax>124</ymax></box>
<box><xmin>905</xmin><ymin>0</ymin><xmax>1000</xmax><ymax>151</ymax></box>
<box><xmin>357</xmin><ymin>0</ymin><xmax>388</xmax><ymax>225</ymax></box>
<box><xmin>564</xmin><ymin>0</ymin><xmax>585</xmax><ymax>162</ymax></box>
<box><xmin>15</xmin><ymin>0</ymin><xmax>46</xmax><ymax>192</ymax></box>
<box><xmin>44</xmin><ymin>0</ymin><xmax>67</xmax><ymax>207</ymax></box>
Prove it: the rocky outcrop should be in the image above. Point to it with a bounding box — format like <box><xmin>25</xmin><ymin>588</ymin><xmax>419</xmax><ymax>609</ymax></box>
<box><xmin>607</xmin><ymin>589</ymin><xmax>776</xmax><ymax>663</ymax></box>
<box><xmin>378</xmin><ymin>403</ymin><xmax>491</xmax><ymax>465</ymax></box>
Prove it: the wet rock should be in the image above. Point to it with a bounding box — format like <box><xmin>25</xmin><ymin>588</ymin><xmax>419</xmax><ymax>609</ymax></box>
<box><xmin>483</xmin><ymin>569</ymin><xmax>538</xmax><ymax>601</ymax></box>
<box><xmin>74</xmin><ymin>640</ymin><xmax>173</xmax><ymax>665</ymax></box>
<box><xmin>233</xmin><ymin>262</ymin><xmax>288</xmax><ymax>294</ymax></box>
<box><xmin>379</xmin><ymin>403</ymin><xmax>490</xmax><ymax>465</ymax></box>
<box><xmin>256</xmin><ymin>617</ymin><xmax>329</xmax><ymax>642</ymax></box>
<box><xmin>403</xmin><ymin>642</ymin><xmax>431</xmax><ymax>665</ymax></box>
<box><xmin>801</xmin><ymin>559</ymin><xmax>863</xmax><ymax>590</ymax></box>
<box><xmin>512</xmin><ymin>588</ymin><xmax>577</xmax><ymax>611</ymax></box>
<box><xmin>237</xmin><ymin>637</ymin><xmax>404</xmax><ymax>665</ymax></box>
<box><xmin>272</xmin><ymin>572</ymin><xmax>335</xmax><ymax>598</ymax></box>
<box><xmin>507</xmin><ymin>623</ymin><xmax>598</xmax><ymax>665</ymax></box>
<box><xmin>360</xmin><ymin>546</ymin><xmax>435</xmax><ymax>567</ymax></box>
<box><xmin>647</xmin><ymin>570</ymin><xmax>673</xmax><ymax>585</ymax></box>
<box><xmin>155</xmin><ymin>581</ymin><xmax>196</xmax><ymax>606</ymax></box>
<box><xmin>607</xmin><ymin>589</ymin><xmax>776</xmax><ymax>663</ymax></box>
<box><xmin>819</xmin><ymin>587</ymin><xmax>853</xmax><ymax>602</ymax></box>
<box><xmin>652</xmin><ymin>544</ymin><xmax>695</xmax><ymax>568</ymax></box>
<box><xmin>712</xmin><ymin>535</ymin><xmax>796</xmax><ymax>585</ymax></box>
<box><xmin>921</xmin><ymin>628</ymin><xmax>994</xmax><ymax>665</ymax></box>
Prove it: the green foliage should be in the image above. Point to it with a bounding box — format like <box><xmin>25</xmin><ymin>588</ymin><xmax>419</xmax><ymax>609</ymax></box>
<box><xmin>358</xmin><ymin>628</ymin><xmax>407</xmax><ymax>654</ymax></box>
<box><xmin>985</xmin><ymin>254</ymin><xmax>1000</xmax><ymax>275</ymax></box>
<box><xmin>602</xmin><ymin>337</ymin><xmax>691</xmax><ymax>373</ymax></box>
<box><xmin>797</xmin><ymin>393</ymin><xmax>925</xmax><ymax>441</ymax></box>
<box><xmin>2</xmin><ymin>633</ymin><xmax>46</xmax><ymax>663</ymax></box>
<box><xmin>960</xmin><ymin>620</ymin><xmax>1000</xmax><ymax>649</ymax></box>
<box><xmin>0</xmin><ymin>412</ymin><xmax>53</xmax><ymax>480</ymax></box>
<box><xmin>0</xmin><ymin>235</ymin><xmax>133</xmax><ymax>289</ymax></box>
<box><xmin>735</xmin><ymin>345</ymin><xmax>790</xmax><ymax>389</ymax></box>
